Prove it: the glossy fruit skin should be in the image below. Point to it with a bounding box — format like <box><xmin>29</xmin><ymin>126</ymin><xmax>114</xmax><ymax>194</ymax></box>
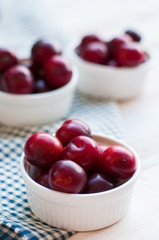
<box><xmin>1</xmin><ymin>65</ymin><xmax>34</xmax><ymax>94</ymax></box>
<box><xmin>56</xmin><ymin>119</ymin><xmax>92</xmax><ymax>147</ymax></box>
<box><xmin>79</xmin><ymin>34</ymin><xmax>103</xmax><ymax>48</ymax></box>
<box><xmin>101</xmin><ymin>145</ymin><xmax>136</xmax><ymax>179</ymax></box>
<box><xmin>84</xmin><ymin>173</ymin><xmax>115</xmax><ymax>194</ymax></box>
<box><xmin>44</xmin><ymin>55</ymin><xmax>72</xmax><ymax>89</ymax></box>
<box><xmin>48</xmin><ymin>160</ymin><xmax>87</xmax><ymax>194</ymax></box>
<box><xmin>31</xmin><ymin>39</ymin><xmax>62</xmax><ymax>68</ymax></box>
<box><xmin>115</xmin><ymin>43</ymin><xmax>145</xmax><ymax>67</ymax></box>
<box><xmin>0</xmin><ymin>48</ymin><xmax>18</xmax><ymax>73</ymax></box>
<box><xmin>34</xmin><ymin>79</ymin><xmax>51</xmax><ymax>93</ymax></box>
<box><xmin>91</xmin><ymin>144</ymin><xmax>108</xmax><ymax>173</ymax></box>
<box><xmin>24</xmin><ymin>132</ymin><xmax>63</xmax><ymax>170</ymax></box>
<box><xmin>80</xmin><ymin>42</ymin><xmax>109</xmax><ymax>64</ymax></box>
<box><xmin>61</xmin><ymin>136</ymin><xmax>99</xmax><ymax>172</ymax></box>
<box><xmin>35</xmin><ymin>171</ymin><xmax>50</xmax><ymax>188</ymax></box>
<box><xmin>108</xmin><ymin>35</ymin><xmax>132</xmax><ymax>48</ymax></box>
<box><xmin>107</xmin><ymin>35</ymin><xmax>132</xmax><ymax>59</ymax></box>
<box><xmin>125</xmin><ymin>29</ymin><xmax>141</xmax><ymax>42</ymax></box>
<box><xmin>26</xmin><ymin>161</ymin><xmax>42</xmax><ymax>180</ymax></box>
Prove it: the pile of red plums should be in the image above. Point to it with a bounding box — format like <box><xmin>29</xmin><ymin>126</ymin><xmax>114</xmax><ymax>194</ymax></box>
<box><xmin>76</xmin><ymin>29</ymin><xmax>148</xmax><ymax>67</ymax></box>
<box><xmin>24</xmin><ymin>119</ymin><xmax>137</xmax><ymax>194</ymax></box>
<box><xmin>0</xmin><ymin>39</ymin><xmax>72</xmax><ymax>94</ymax></box>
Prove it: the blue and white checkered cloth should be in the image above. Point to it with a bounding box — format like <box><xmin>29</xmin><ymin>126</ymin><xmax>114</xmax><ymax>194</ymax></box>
<box><xmin>0</xmin><ymin>92</ymin><xmax>125</xmax><ymax>240</ymax></box>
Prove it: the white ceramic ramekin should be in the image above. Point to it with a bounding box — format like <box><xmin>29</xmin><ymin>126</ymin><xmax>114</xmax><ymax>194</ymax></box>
<box><xmin>20</xmin><ymin>134</ymin><xmax>140</xmax><ymax>231</ymax></box>
<box><xmin>0</xmin><ymin>67</ymin><xmax>78</xmax><ymax>126</ymax></box>
<box><xmin>65</xmin><ymin>40</ymin><xmax>151</xmax><ymax>101</ymax></box>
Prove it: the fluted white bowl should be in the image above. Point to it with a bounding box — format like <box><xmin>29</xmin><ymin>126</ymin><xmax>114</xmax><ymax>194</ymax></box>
<box><xmin>0</xmin><ymin>66</ymin><xmax>78</xmax><ymax>126</ymax></box>
<box><xmin>65</xmin><ymin>40</ymin><xmax>151</xmax><ymax>101</ymax></box>
<box><xmin>20</xmin><ymin>134</ymin><xmax>140</xmax><ymax>231</ymax></box>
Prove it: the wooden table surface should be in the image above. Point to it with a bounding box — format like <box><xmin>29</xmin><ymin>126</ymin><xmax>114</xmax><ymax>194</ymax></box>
<box><xmin>53</xmin><ymin>0</ymin><xmax>159</xmax><ymax>239</ymax></box>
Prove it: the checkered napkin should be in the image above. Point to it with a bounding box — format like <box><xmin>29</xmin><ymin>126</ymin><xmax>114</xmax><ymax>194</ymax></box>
<box><xmin>0</xmin><ymin>92</ymin><xmax>125</xmax><ymax>240</ymax></box>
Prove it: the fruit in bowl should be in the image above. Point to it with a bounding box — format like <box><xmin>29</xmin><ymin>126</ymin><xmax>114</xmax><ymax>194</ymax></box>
<box><xmin>76</xmin><ymin>29</ymin><xmax>148</xmax><ymax>67</ymax></box>
<box><xmin>21</xmin><ymin>119</ymin><xmax>140</xmax><ymax>231</ymax></box>
<box><xmin>0</xmin><ymin>39</ymin><xmax>78</xmax><ymax>126</ymax></box>
<box><xmin>44</xmin><ymin>55</ymin><xmax>72</xmax><ymax>89</ymax></box>
<box><xmin>66</xmin><ymin>29</ymin><xmax>151</xmax><ymax>100</ymax></box>
<box><xmin>0</xmin><ymin>38</ymin><xmax>73</xmax><ymax>94</ymax></box>
<box><xmin>31</xmin><ymin>39</ymin><xmax>62</xmax><ymax>70</ymax></box>
<box><xmin>0</xmin><ymin>48</ymin><xmax>18</xmax><ymax>73</ymax></box>
<box><xmin>79</xmin><ymin>41</ymin><xmax>109</xmax><ymax>64</ymax></box>
<box><xmin>1</xmin><ymin>65</ymin><xmax>34</xmax><ymax>94</ymax></box>
<box><xmin>56</xmin><ymin>118</ymin><xmax>91</xmax><ymax>147</ymax></box>
<box><xmin>24</xmin><ymin>132</ymin><xmax>63</xmax><ymax>170</ymax></box>
<box><xmin>49</xmin><ymin>160</ymin><xmax>87</xmax><ymax>194</ymax></box>
<box><xmin>23</xmin><ymin>119</ymin><xmax>137</xmax><ymax>194</ymax></box>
